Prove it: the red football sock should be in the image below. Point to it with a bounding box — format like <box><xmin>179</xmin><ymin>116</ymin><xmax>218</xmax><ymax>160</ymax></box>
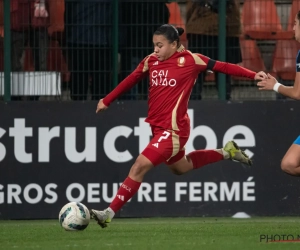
<box><xmin>187</xmin><ymin>150</ymin><xmax>224</xmax><ymax>169</ymax></box>
<box><xmin>109</xmin><ymin>177</ymin><xmax>141</xmax><ymax>213</ymax></box>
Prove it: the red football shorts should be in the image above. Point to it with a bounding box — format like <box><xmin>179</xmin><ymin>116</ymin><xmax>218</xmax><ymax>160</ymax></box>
<box><xmin>141</xmin><ymin>125</ymin><xmax>190</xmax><ymax>166</ymax></box>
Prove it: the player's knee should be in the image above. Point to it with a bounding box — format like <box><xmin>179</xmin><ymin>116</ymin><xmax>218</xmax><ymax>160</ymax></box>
<box><xmin>168</xmin><ymin>165</ymin><xmax>186</xmax><ymax>175</ymax></box>
<box><xmin>129</xmin><ymin>157</ymin><xmax>152</xmax><ymax>178</ymax></box>
<box><xmin>169</xmin><ymin>168</ymin><xmax>185</xmax><ymax>175</ymax></box>
<box><xmin>281</xmin><ymin>160</ymin><xmax>297</xmax><ymax>175</ymax></box>
<box><xmin>129</xmin><ymin>162</ymin><xmax>146</xmax><ymax>177</ymax></box>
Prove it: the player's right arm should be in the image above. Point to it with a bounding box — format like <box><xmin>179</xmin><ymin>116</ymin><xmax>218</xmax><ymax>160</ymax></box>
<box><xmin>96</xmin><ymin>99</ymin><xmax>108</xmax><ymax>113</ymax></box>
<box><xmin>258</xmin><ymin>73</ymin><xmax>300</xmax><ymax>100</ymax></box>
<box><xmin>257</xmin><ymin>51</ymin><xmax>300</xmax><ymax>100</ymax></box>
<box><xmin>96</xmin><ymin>57</ymin><xmax>149</xmax><ymax>113</ymax></box>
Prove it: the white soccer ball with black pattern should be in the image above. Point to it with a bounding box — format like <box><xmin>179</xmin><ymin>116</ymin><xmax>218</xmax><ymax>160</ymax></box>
<box><xmin>59</xmin><ymin>202</ymin><xmax>90</xmax><ymax>231</ymax></box>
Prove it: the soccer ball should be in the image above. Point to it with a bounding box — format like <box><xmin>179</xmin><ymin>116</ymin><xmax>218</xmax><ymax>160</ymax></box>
<box><xmin>58</xmin><ymin>202</ymin><xmax>90</xmax><ymax>231</ymax></box>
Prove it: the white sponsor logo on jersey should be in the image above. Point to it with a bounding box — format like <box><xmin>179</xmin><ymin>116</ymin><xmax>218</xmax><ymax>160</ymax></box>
<box><xmin>151</xmin><ymin>70</ymin><xmax>177</xmax><ymax>87</ymax></box>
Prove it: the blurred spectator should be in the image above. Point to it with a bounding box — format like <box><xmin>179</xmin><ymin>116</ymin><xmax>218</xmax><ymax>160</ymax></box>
<box><xmin>0</xmin><ymin>0</ymin><xmax>50</xmax><ymax>100</ymax></box>
<box><xmin>186</xmin><ymin>0</ymin><xmax>242</xmax><ymax>100</ymax></box>
<box><xmin>34</xmin><ymin>0</ymin><xmax>48</xmax><ymax>18</ymax></box>
<box><xmin>65</xmin><ymin>0</ymin><xmax>114</xmax><ymax>101</ymax></box>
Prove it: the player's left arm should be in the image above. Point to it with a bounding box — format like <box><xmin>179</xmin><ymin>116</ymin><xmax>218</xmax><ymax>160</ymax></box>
<box><xmin>196</xmin><ymin>54</ymin><xmax>266</xmax><ymax>80</ymax></box>
<box><xmin>209</xmin><ymin>60</ymin><xmax>267</xmax><ymax>80</ymax></box>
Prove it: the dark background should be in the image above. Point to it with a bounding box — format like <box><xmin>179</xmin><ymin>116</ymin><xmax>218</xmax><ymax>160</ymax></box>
<box><xmin>0</xmin><ymin>101</ymin><xmax>299</xmax><ymax>219</ymax></box>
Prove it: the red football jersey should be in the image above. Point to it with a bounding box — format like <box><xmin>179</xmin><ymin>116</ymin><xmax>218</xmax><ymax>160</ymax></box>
<box><xmin>103</xmin><ymin>45</ymin><xmax>256</xmax><ymax>131</ymax></box>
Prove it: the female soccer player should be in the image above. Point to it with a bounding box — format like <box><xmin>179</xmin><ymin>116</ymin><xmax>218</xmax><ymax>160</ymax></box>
<box><xmin>257</xmin><ymin>11</ymin><xmax>300</xmax><ymax>176</ymax></box>
<box><xmin>91</xmin><ymin>24</ymin><xmax>267</xmax><ymax>227</ymax></box>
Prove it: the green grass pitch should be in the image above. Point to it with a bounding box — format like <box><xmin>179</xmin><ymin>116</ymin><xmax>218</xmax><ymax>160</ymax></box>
<box><xmin>1</xmin><ymin>217</ymin><xmax>300</xmax><ymax>250</ymax></box>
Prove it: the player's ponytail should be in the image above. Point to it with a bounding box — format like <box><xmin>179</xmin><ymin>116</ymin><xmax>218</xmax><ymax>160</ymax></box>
<box><xmin>176</xmin><ymin>27</ymin><xmax>184</xmax><ymax>37</ymax></box>
<box><xmin>154</xmin><ymin>24</ymin><xmax>185</xmax><ymax>48</ymax></box>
